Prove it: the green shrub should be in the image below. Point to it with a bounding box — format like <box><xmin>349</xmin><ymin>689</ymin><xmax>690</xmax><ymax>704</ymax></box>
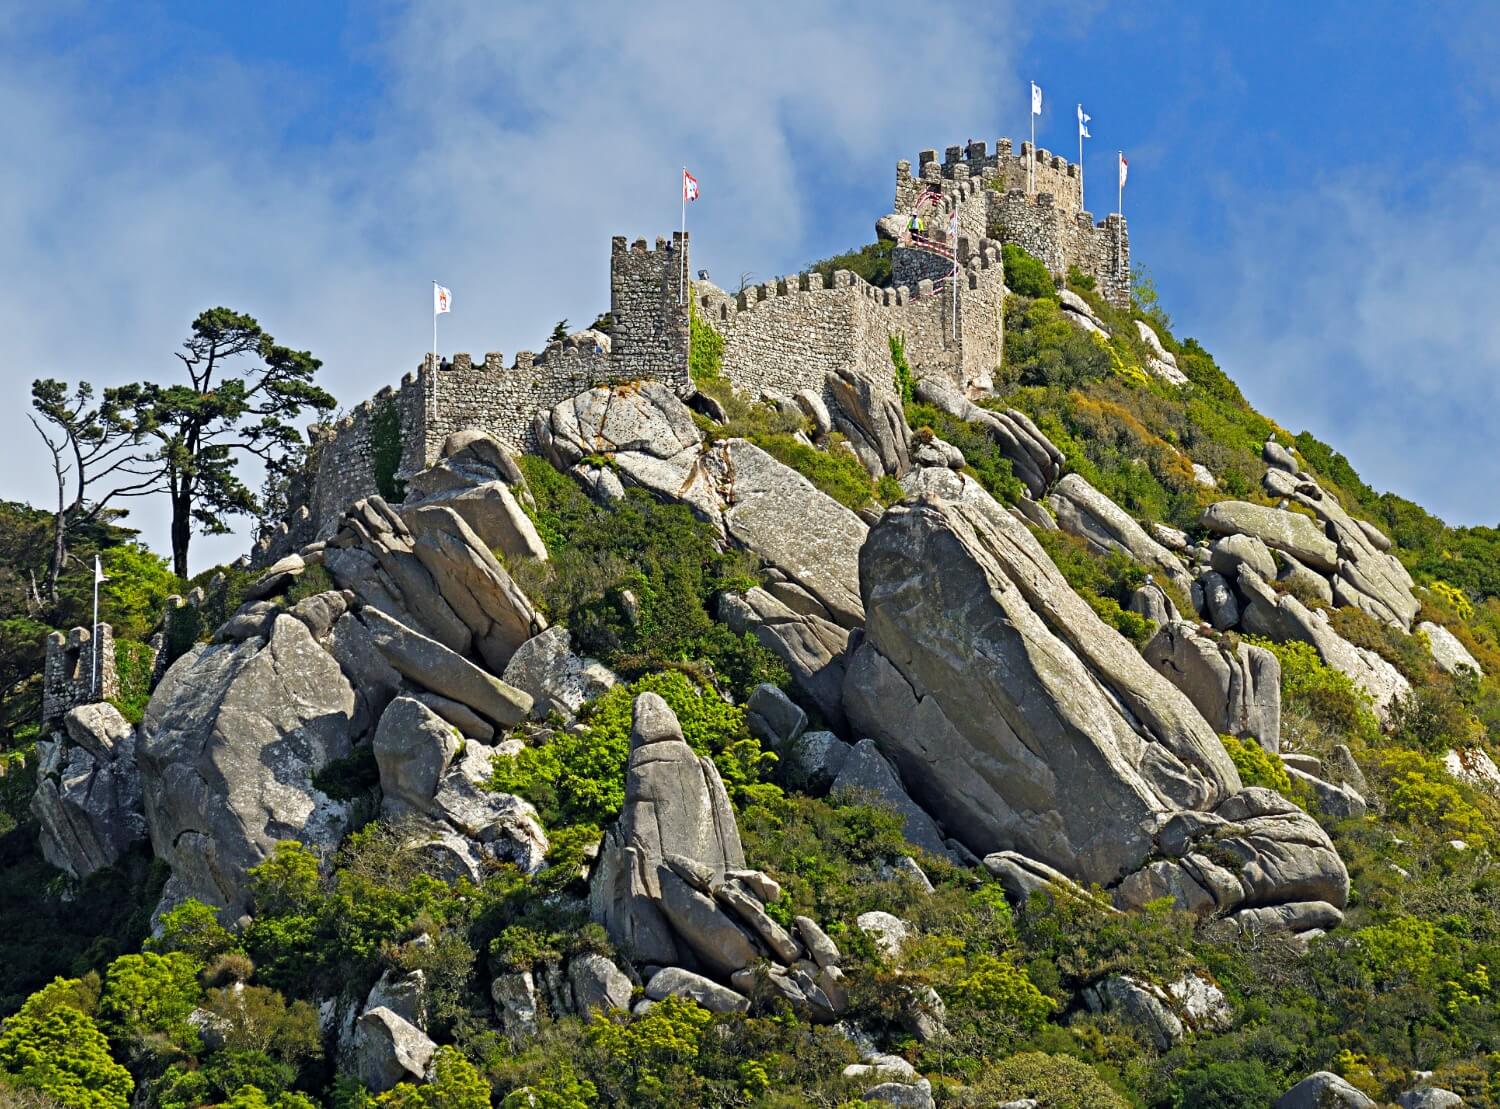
<box><xmin>1249</xmin><ymin>637</ymin><xmax>1381</xmax><ymax>746</ymax></box>
<box><xmin>689</xmin><ymin>300</ymin><xmax>725</xmax><ymax>386</ymax></box>
<box><xmin>489</xmin><ymin>670</ymin><xmax>774</xmax><ymax>829</ymax></box>
<box><xmin>99</xmin><ymin>544</ymin><xmax>178</xmax><ymax>641</ymax></box>
<box><xmin>513</xmin><ymin>455</ymin><xmax>784</xmax><ymax>699</ymax></box>
<box><xmin>956</xmin><ymin>1051</ymin><xmax>1127</xmax><ymax>1108</ymax></box>
<box><xmin>370</xmin><ymin>397</ymin><xmax>406</xmax><ymax>503</ymax></box>
<box><xmin>1002</xmin><ymin>297</ymin><xmax>1113</xmax><ymax>390</ymax></box>
<box><xmin>1171</xmin><ymin>1059</ymin><xmax>1281</xmax><ymax>1108</ymax></box>
<box><xmin>890</xmin><ymin>333</ymin><xmax>915</xmax><ymax>404</ymax></box>
<box><xmin>146</xmin><ymin>899</ymin><xmax>241</xmax><ymax>964</ymax></box>
<box><xmin>0</xmin><ymin>983</ymin><xmax>133</xmax><ymax>1109</ymax></box>
<box><xmin>807</xmin><ymin>240</ymin><xmax>893</xmax><ymax>288</ymax></box>
<box><xmin>109</xmin><ymin>639</ymin><xmax>155</xmax><ymax>725</ymax></box>
<box><xmin>1002</xmin><ymin>244</ymin><xmax>1055</xmax><ymax>299</ymax></box>
<box><xmin>1220</xmin><ymin>733</ymin><xmax>1292</xmax><ymax>794</ymax></box>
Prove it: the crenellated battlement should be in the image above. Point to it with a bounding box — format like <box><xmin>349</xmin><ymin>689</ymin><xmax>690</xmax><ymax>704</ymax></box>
<box><xmin>888</xmin><ymin>136</ymin><xmax>1126</xmax><ymax>305</ymax></box>
<box><xmin>42</xmin><ymin>624</ymin><xmax>118</xmax><ymax>729</ymax></box>
<box><xmin>262</xmin><ymin>129</ymin><xmax>1139</xmax><ymax>560</ymax></box>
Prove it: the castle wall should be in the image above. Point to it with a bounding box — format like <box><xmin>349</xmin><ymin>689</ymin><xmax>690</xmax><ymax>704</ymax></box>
<box><xmin>988</xmin><ymin>189</ymin><xmax>1131</xmax><ymax>307</ymax></box>
<box><xmin>43</xmin><ymin>625</ymin><xmax>117</xmax><ymax>729</ymax></box>
<box><xmin>698</xmin><ymin>234</ymin><xmax>1005</xmax><ymax>405</ymax></box>
<box><xmin>610</xmin><ymin>234</ymin><xmax>692</xmax><ymax>390</ymax></box>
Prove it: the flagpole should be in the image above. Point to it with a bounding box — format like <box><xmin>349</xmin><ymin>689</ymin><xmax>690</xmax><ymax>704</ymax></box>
<box><xmin>1078</xmin><ymin>105</ymin><xmax>1085</xmax><ymax>214</ymax></box>
<box><xmin>1029</xmin><ymin>87</ymin><xmax>1036</xmax><ymax>193</ymax></box>
<box><xmin>431</xmin><ymin>282</ymin><xmax>438</xmax><ymax>424</ymax></box>
<box><xmin>91</xmin><ymin>557</ymin><xmax>100</xmax><ymax>699</ymax></box>
<box><xmin>679</xmin><ymin>167</ymin><xmax>687</xmax><ymax>305</ymax></box>
<box><xmin>1117</xmin><ymin>151</ymin><xmax>1123</xmax><ymax>218</ymax></box>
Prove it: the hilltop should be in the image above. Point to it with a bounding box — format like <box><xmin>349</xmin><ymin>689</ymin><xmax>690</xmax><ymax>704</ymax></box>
<box><xmin>1</xmin><ymin>133</ymin><xmax>1499</xmax><ymax>1109</ymax></box>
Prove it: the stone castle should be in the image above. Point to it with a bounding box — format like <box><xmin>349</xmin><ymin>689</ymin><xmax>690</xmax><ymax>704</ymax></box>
<box><xmin>250</xmin><ymin>136</ymin><xmax>1130</xmax><ymax>558</ymax></box>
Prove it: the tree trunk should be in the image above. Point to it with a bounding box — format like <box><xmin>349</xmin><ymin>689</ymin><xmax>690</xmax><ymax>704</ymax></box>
<box><xmin>46</xmin><ymin>467</ymin><xmax>66</xmax><ymax>608</ymax></box>
<box><xmin>171</xmin><ymin>491</ymin><xmax>192</xmax><ymax>580</ymax></box>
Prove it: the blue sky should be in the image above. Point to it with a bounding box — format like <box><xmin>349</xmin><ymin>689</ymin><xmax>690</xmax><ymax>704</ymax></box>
<box><xmin>4</xmin><ymin>2</ymin><xmax>1498</xmax><ymax>570</ymax></box>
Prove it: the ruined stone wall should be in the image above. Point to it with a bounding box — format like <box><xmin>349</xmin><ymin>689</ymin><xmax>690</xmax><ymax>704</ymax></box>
<box><xmin>43</xmin><ymin>625</ymin><xmax>117</xmax><ymax>729</ymax></box>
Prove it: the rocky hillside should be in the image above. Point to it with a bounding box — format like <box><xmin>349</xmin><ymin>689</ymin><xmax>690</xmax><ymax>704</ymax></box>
<box><xmin>4</xmin><ymin>256</ymin><xmax>1500</xmax><ymax>1109</ymax></box>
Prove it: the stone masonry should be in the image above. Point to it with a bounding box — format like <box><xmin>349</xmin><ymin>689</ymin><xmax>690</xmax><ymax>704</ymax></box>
<box><xmin>43</xmin><ymin>624</ymin><xmax>118</xmax><ymax>730</ymax></box>
<box><xmin>269</xmin><ymin>132</ymin><xmax>1132</xmax><ymax>550</ymax></box>
<box><xmin>889</xmin><ymin>139</ymin><xmax>1130</xmax><ymax>306</ymax></box>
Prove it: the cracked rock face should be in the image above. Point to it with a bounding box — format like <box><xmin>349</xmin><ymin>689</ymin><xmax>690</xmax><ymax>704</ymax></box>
<box><xmin>843</xmin><ymin>485</ymin><xmax>1347</xmax><ymax>922</ymax></box>
<box><xmin>138</xmin><ymin>614</ymin><xmax>357</xmax><ymax>919</ymax></box>
<box><xmin>32</xmin><ymin>703</ymin><xmax>147</xmax><ymax>879</ymax></box>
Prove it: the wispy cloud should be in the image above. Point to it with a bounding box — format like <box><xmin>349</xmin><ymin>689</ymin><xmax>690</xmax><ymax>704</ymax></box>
<box><xmin>0</xmin><ymin>0</ymin><xmax>1036</xmax><ymax>570</ymax></box>
<box><xmin>1201</xmin><ymin>169</ymin><xmax>1500</xmax><ymax>526</ymax></box>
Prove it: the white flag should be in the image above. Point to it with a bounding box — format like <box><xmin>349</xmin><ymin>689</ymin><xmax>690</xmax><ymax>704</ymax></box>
<box><xmin>1077</xmin><ymin>104</ymin><xmax>1091</xmax><ymax>139</ymax></box>
<box><xmin>1030</xmin><ymin>81</ymin><xmax>1042</xmax><ymax>115</ymax></box>
<box><xmin>1118</xmin><ymin>153</ymin><xmax>1128</xmax><ymax>189</ymax></box>
<box><xmin>433</xmin><ymin>284</ymin><xmax>452</xmax><ymax>315</ymax></box>
<box><xmin>94</xmin><ymin>555</ymin><xmax>105</xmax><ymax>584</ymax></box>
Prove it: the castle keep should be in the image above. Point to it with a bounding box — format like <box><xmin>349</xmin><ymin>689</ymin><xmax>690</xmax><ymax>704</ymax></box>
<box><xmin>281</xmin><ymin>135</ymin><xmax>1130</xmax><ymax>548</ymax></box>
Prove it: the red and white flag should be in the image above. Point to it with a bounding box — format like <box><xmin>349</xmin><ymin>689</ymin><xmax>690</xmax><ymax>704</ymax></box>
<box><xmin>682</xmin><ymin>169</ymin><xmax>700</xmax><ymax>202</ymax></box>
<box><xmin>1118</xmin><ymin>153</ymin><xmax>1128</xmax><ymax>189</ymax></box>
<box><xmin>433</xmin><ymin>283</ymin><xmax>452</xmax><ymax>315</ymax></box>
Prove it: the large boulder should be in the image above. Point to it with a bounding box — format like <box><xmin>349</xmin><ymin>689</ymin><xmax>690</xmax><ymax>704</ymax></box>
<box><xmin>139</xmin><ymin>615</ymin><xmax>356</xmax><ymax>918</ymax></box>
<box><xmin>591</xmin><ymin>693</ymin><xmax>746</xmax><ymax>964</ymax></box>
<box><xmin>32</xmin><ymin>703</ymin><xmax>146</xmax><ymax>879</ymax></box>
<box><xmin>501</xmin><ymin>626</ymin><xmax>617</xmax><ymax>719</ymax></box>
<box><xmin>1144</xmin><ymin>622</ymin><xmax>1281</xmax><ymax>752</ymax></box>
<box><xmin>1420</xmin><ymin>621</ymin><xmax>1482</xmax><ymax>677</ymax></box>
<box><xmin>361</xmin><ymin>607</ymin><xmax>532</xmax><ymax>729</ymax></box>
<box><xmin>843</xmin><ymin>486</ymin><xmax>1346</xmax><ymax>922</ymax></box>
<box><xmin>846</xmin><ymin>488</ymin><xmax>1234</xmax><ymax>880</ymax></box>
<box><xmin>1275</xmin><ymin>1072</ymin><xmax>1377</xmax><ymax>1109</ymax></box>
<box><xmin>402</xmin><ymin>482</ymin><xmax>547</xmax><ymax>564</ymax></box>
<box><xmin>373</xmin><ymin>696</ymin><xmax>460</xmax><ymax>817</ymax></box>
<box><xmin>825</xmin><ymin>366</ymin><xmax>911</xmax><ymax>477</ymax></box>
<box><xmin>1048</xmin><ymin>473</ymin><xmax>1194</xmax><ymax>594</ymax></box>
<box><xmin>1200</xmin><ymin>501</ymin><xmax>1339</xmax><ymax>573</ymax></box>
<box><xmin>353</xmin><ymin>1007</ymin><xmax>437</xmax><ymax>1094</ymax></box>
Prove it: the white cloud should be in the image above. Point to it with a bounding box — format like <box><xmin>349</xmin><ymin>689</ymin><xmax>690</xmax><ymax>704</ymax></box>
<box><xmin>0</xmin><ymin>0</ymin><xmax>1040</xmax><ymax>572</ymax></box>
<box><xmin>1195</xmin><ymin>170</ymin><xmax>1500</xmax><ymax>526</ymax></box>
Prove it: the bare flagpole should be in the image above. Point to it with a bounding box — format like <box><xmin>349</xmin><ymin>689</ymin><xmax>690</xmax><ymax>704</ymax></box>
<box><xmin>91</xmin><ymin>555</ymin><xmax>101</xmax><ymax>698</ymax></box>
<box><xmin>431</xmin><ymin>281</ymin><xmax>439</xmax><ymax>423</ymax></box>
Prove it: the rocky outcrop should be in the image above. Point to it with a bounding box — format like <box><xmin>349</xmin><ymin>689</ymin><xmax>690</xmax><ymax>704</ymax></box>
<box><xmin>1144</xmin><ymin>622</ymin><xmax>1281</xmax><ymax>752</ymax></box>
<box><xmin>826</xmin><ymin>366</ymin><xmax>911</xmax><ymax>477</ymax></box>
<box><xmin>590</xmin><ymin>693</ymin><xmax>845</xmax><ymax>1015</ymax></box>
<box><xmin>1237</xmin><ymin>578</ymin><xmax>1410</xmax><ymax>721</ymax></box>
<box><xmin>32</xmin><ymin>703</ymin><xmax>147</xmax><ymax>879</ymax></box>
<box><xmin>830</xmin><ymin>739</ymin><xmax>949</xmax><ymax>858</ymax></box>
<box><xmin>1134</xmin><ymin>319</ymin><xmax>1189</xmax><ymax>385</ymax></box>
<box><xmin>139</xmin><ymin>614</ymin><xmax>357</xmax><ymax>919</ymax></box>
<box><xmin>912</xmin><ymin>378</ymin><xmax>1064</xmax><ymax>499</ymax></box>
<box><xmin>1201</xmin><ymin>502</ymin><xmax>1339</xmax><ymax>574</ymax></box>
<box><xmin>717</xmin><ymin>588</ymin><xmax>849</xmax><ymax>729</ymax></box>
<box><xmin>1082</xmin><ymin>973</ymin><xmax>1230</xmax><ymax>1050</ymax></box>
<box><xmin>324</xmin><ymin>497</ymin><xmax>546</xmax><ymax>674</ymax></box>
<box><xmin>353</xmin><ymin>1007</ymin><xmax>437</xmax><ymax>1093</ymax></box>
<box><xmin>843</xmin><ymin>483</ymin><xmax>1346</xmax><ymax>928</ymax></box>
<box><xmin>374</xmin><ymin>696</ymin><xmax>460</xmax><ymax>817</ymax></box>
<box><xmin>1048</xmin><ymin>473</ymin><xmax>1194</xmax><ymax>594</ymax></box>
<box><xmin>402</xmin><ymin>430</ymin><xmax>547</xmax><ymax>563</ymax></box>
<box><xmin>538</xmin><ymin>384</ymin><xmax>867</xmax><ymax>633</ymax></box>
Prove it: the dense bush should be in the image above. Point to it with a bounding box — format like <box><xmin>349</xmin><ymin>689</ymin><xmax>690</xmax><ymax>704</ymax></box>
<box><xmin>488</xmin><ymin>669</ymin><xmax>775</xmax><ymax>830</ymax></box>
<box><xmin>514</xmin><ymin>455</ymin><xmax>784</xmax><ymax>699</ymax></box>
<box><xmin>807</xmin><ymin>240</ymin><xmax>893</xmax><ymax>288</ymax></box>
<box><xmin>1001</xmin><ymin>244</ymin><xmax>1055</xmax><ymax>299</ymax></box>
